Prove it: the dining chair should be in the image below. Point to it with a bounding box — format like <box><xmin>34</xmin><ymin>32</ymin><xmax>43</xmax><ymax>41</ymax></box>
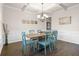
<box><xmin>38</xmin><ymin>31</ymin><xmax>52</xmax><ymax>55</ymax></box>
<box><xmin>37</xmin><ymin>30</ymin><xmax>45</xmax><ymax>41</ymax></box>
<box><xmin>37</xmin><ymin>30</ymin><xmax>41</xmax><ymax>33</ymax></box>
<box><xmin>51</xmin><ymin>31</ymin><xmax>58</xmax><ymax>50</ymax></box>
<box><xmin>29</xmin><ymin>30</ymin><xmax>35</xmax><ymax>34</ymax></box>
<box><xmin>21</xmin><ymin>32</ymin><xmax>35</xmax><ymax>55</ymax></box>
<box><xmin>29</xmin><ymin>30</ymin><xmax>38</xmax><ymax>50</ymax></box>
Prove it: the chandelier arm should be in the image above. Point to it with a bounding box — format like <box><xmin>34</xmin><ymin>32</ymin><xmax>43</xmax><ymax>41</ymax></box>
<box><xmin>37</xmin><ymin>3</ymin><xmax>48</xmax><ymax>22</ymax></box>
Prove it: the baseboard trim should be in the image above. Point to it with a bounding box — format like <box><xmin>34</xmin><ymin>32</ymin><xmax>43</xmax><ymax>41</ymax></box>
<box><xmin>58</xmin><ymin>39</ymin><xmax>79</xmax><ymax>45</ymax></box>
<box><xmin>0</xmin><ymin>45</ymin><xmax>3</xmax><ymax>55</ymax></box>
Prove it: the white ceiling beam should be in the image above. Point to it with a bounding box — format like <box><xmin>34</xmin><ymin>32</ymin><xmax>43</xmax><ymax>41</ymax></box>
<box><xmin>21</xmin><ymin>3</ymin><xmax>29</xmax><ymax>11</ymax></box>
<box><xmin>58</xmin><ymin>3</ymin><xmax>68</xmax><ymax>10</ymax></box>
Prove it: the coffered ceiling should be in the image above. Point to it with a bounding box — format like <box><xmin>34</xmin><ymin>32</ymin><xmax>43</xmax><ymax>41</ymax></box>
<box><xmin>3</xmin><ymin>3</ymin><xmax>79</xmax><ymax>14</ymax></box>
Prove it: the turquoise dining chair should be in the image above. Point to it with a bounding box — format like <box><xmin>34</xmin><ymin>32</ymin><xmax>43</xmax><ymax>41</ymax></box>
<box><xmin>21</xmin><ymin>32</ymin><xmax>35</xmax><ymax>55</ymax></box>
<box><xmin>29</xmin><ymin>30</ymin><xmax>38</xmax><ymax>50</ymax></box>
<box><xmin>38</xmin><ymin>31</ymin><xmax>52</xmax><ymax>55</ymax></box>
<box><xmin>50</xmin><ymin>31</ymin><xmax>58</xmax><ymax>50</ymax></box>
<box><xmin>37</xmin><ymin>30</ymin><xmax>41</xmax><ymax>33</ymax></box>
<box><xmin>29</xmin><ymin>30</ymin><xmax>35</xmax><ymax>34</ymax></box>
<box><xmin>45</xmin><ymin>31</ymin><xmax>54</xmax><ymax>50</ymax></box>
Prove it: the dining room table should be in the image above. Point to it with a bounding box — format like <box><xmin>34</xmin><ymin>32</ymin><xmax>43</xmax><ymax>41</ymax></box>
<box><xmin>26</xmin><ymin>33</ymin><xmax>46</xmax><ymax>39</ymax></box>
<box><xmin>26</xmin><ymin>32</ymin><xmax>46</xmax><ymax>51</ymax></box>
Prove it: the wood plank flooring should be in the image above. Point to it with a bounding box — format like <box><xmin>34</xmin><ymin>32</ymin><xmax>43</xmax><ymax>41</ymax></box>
<box><xmin>1</xmin><ymin>40</ymin><xmax>79</xmax><ymax>56</ymax></box>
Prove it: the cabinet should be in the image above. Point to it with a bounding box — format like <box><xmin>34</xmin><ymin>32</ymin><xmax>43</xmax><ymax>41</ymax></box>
<box><xmin>46</xmin><ymin>17</ymin><xmax>51</xmax><ymax>31</ymax></box>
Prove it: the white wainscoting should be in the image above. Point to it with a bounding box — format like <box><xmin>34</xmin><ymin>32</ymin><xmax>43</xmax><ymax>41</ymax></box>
<box><xmin>0</xmin><ymin>38</ymin><xmax>3</xmax><ymax>54</ymax></box>
<box><xmin>58</xmin><ymin>30</ymin><xmax>79</xmax><ymax>44</ymax></box>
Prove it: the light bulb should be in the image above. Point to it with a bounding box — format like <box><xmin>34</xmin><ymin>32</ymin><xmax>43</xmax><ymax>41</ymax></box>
<box><xmin>37</xmin><ymin>15</ymin><xmax>41</xmax><ymax>18</ymax></box>
<box><xmin>41</xmin><ymin>16</ymin><xmax>44</xmax><ymax>19</ymax></box>
<box><xmin>44</xmin><ymin>14</ymin><xmax>48</xmax><ymax>18</ymax></box>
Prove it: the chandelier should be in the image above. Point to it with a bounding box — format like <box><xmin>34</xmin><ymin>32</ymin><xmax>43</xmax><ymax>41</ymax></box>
<box><xmin>37</xmin><ymin>3</ymin><xmax>49</xmax><ymax>22</ymax></box>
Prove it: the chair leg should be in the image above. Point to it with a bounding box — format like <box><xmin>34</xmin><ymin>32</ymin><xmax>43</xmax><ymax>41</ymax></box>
<box><xmin>26</xmin><ymin>46</ymin><xmax>28</xmax><ymax>55</ymax></box>
<box><xmin>53</xmin><ymin>43</ymin><xmax>57</xmax><ymax>50</ymax></box>
<box><xmin>35</xmin><ymin>40</ymin><xmax>38</xmax><ymax>51</ymax></box>
<box><xmin>33</xmin><ymin>44</ymin><xmax>35</xmax><ymax>52</ymax></box>
<box><xmin>49</xmin><ymin>43</ymin><xmax>52</xmax><ymax>50</ymax></box>
<box><xmin>22</xmin><ymin>47</ymin><xmax>25</xmax><ymax>55</ymax></box>
<box><xmin>44</xmin><ymin>46</ymin><xmax>46</xmax><ymax>55</ymax></box>
<box><xmin>26</xmin><ymin>45</ymin><xmax>31</xmax><ymax>56</ymax></box>
<box><xmin>49</xmin><ymin>45</ymin><xmax>51</xmax><ymax>52</ymax></box>
<box><xmin>22</xmin><ymin>45</ymin><xmax>27</xmax><ymax>56</ymax></box>
<box><xmin>50</xmin><ymin>42</ymin><xmax>54</xmax><ymax>50</ymax></box>
<box><xmin>37</xmin><ymin>43</ymin><xmax>39</xmax><ymax>50</ymax></box>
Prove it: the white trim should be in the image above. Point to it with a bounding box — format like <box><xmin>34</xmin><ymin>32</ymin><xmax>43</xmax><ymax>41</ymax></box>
<box><xmin>0</xmin><ymin>38</ymin><xmax>3</xmax><ymax>54</ymax></box>
<box><xmin>0</xmin><ymin>44</ymin><xmax>3</xmax><ymax>54</ymax></box>
<box><xmin>59</xmin><ymin>39</ymin><xmax>79</xmax><ymax>45</ymax></box>
<box><xmin>3</xmin><ymin>4</ymin><xmax>37</xmax><ymax>15</ymax></box>
<box><xmin>58</xmin><ymin>30</ymin><xmax>79</xmax><ymax>45</ymax></box>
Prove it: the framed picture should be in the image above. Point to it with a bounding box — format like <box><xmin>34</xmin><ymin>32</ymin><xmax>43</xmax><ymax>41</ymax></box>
<box><xmin>22</xmin><ymin>20</ymin><xmax>38</xmax><ymax>24</ymax></box>
<box><xmin>26</xmin><ymin>20</ymin><xmax>30</xmax><ymax>24</ymax></box>
<box><xmin>59</xmin><ymin>16</ymin><xmax>71</xmax><ymax>25</ymax></box>
<box><xmin>31</xmin><ymin>20</ymin><xmax>34</xmax><ymax>24</ymax></box>
<box><xmin>22</xmin><ymin>20</ymin><xmax>26</xmax><ymax>24</ymax></box>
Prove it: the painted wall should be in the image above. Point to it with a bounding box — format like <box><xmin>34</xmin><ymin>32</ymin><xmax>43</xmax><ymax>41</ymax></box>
<box><xmin>3</xmin><ymin>5</ymin><xmax>46</xmax><ymax>44</ymax></box>
<box><xmin>51</xmin><ymin>4</ymin><xmax>79</xmax><ymax>44</ymax></box>
<box><xmin>0</xmin><ymin>4</ymin><xmax>3</xmax><ymax>54</ymax></box>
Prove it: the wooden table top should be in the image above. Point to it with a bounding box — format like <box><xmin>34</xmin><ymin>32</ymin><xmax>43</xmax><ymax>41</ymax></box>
<box><xmin>26</xmin><ymin>33</ymin><xmax>46</xmax><ymax>38</ymax></box>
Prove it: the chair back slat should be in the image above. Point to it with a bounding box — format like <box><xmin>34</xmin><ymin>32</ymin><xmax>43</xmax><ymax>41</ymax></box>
<box><xmin>29</xmin><ymin>30</ymin><xmax>35</xmax><ymax>34</ymax></box>
<box><xmin>45</xmin><ymin>31</ymin><xmax>58</xmax><ymax>42</ymax></box>
<box><xmin>45</xmin><ymin>31</ymin><xmax>52</xmax><ymax>41</ymax></box>
<box><xmin>22</xmin><ymin>32</ymin><xmax>26</xmax><ymax>46</ymax></box>
<box><xmin>52</xmin><ymin>31</ymin><xmax>58</xmax><ymax>40</ymax></box>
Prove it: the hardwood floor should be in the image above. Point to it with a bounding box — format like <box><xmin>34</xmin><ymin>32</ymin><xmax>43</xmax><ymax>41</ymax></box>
<box><xmin>1</xmin><ymin>40</ymin><xmax>79</xmax><ymax>56</ymax></box>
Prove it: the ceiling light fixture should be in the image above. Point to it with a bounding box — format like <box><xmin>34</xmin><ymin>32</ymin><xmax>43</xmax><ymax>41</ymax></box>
<box><xmin>37</xmin><ymin>3</ymin><xmax>49</xmax><ymax>22</ymax></box>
